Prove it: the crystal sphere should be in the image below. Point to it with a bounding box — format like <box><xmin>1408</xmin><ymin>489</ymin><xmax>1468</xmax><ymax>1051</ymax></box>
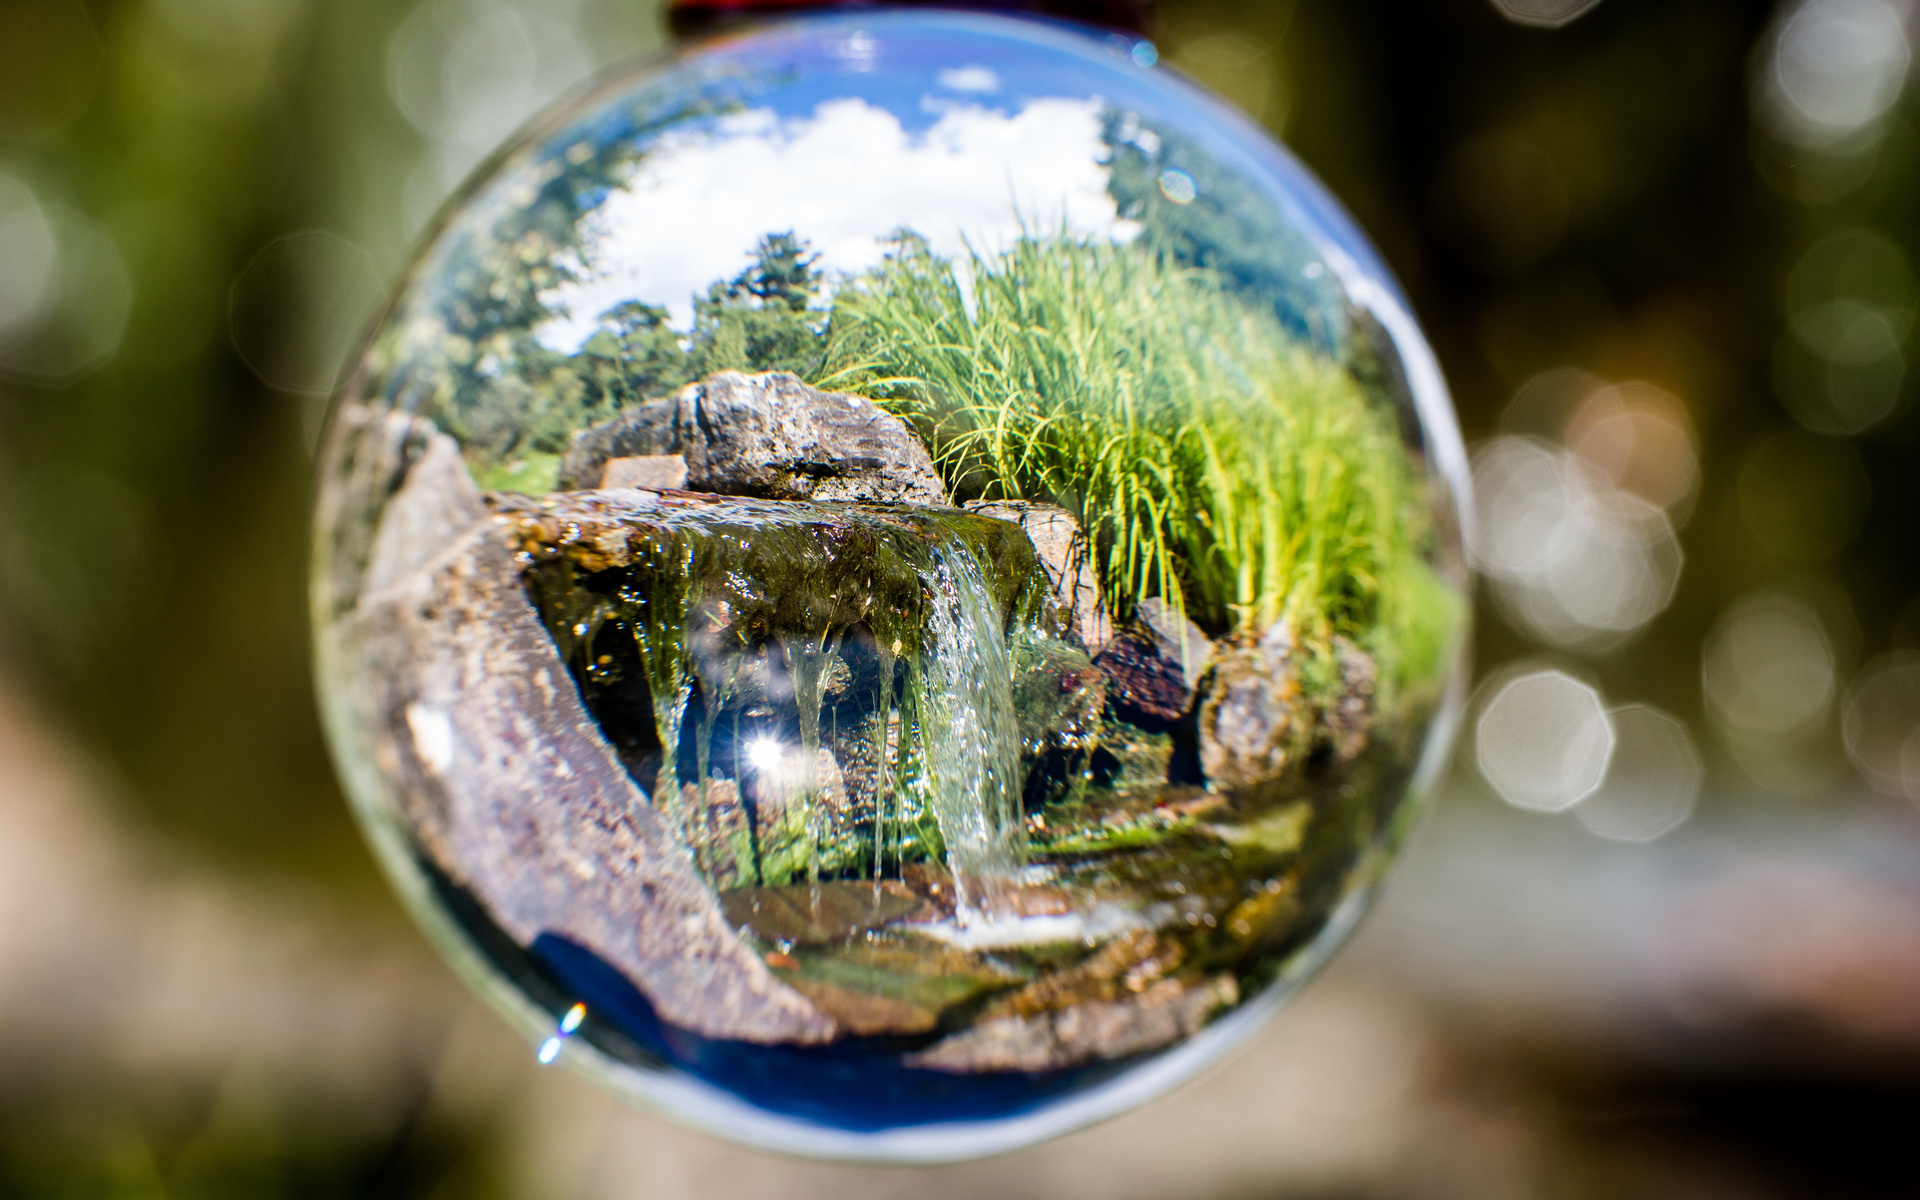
<box><xmin>313</xmin><ymin>9</ymin><xmax>1470</xmax><ymax>1160</ymax></box>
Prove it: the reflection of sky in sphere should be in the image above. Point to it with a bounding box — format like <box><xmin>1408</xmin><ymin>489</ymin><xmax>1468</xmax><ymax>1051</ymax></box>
<box><xmin>541</xmin><ymin>95</ymin><xmax>1138</xmax><ymax>344</ymax></box>
<box><xmin>528</xmin><ymin>14</ymin><xmax>1397</xmax><ymax>348</ymax></box>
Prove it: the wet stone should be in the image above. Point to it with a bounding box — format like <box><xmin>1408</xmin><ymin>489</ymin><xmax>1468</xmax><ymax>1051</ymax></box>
<box><xmin>907</xmin><ymin>973</ymin><xmax>1240</xmax><ymax>1073</ymax></box>
<box><xmin>773</xmin><ymin>941</ymin><xmax>1022</xmax><ymax>1037</ymax></box>
<box><xmin>1089</xmin><ymin>721</ymin><xmax>1175</xmax><ymax>795</ymax></box>
<box><xmin>722</xmin><ymin>880</ymin><xmax>931</xmax><ymax>946</ymax></box>
<box><xmin>1013</xmin><ymin>635</ymin><xmax>1107</xmax><ymax>808</ymax></box>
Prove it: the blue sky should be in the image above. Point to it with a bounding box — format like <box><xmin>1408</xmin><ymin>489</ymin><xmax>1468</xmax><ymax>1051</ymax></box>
<box><xmin>522</xmin><ymin>11</ymin><xmax>1397</xmax><ymax>351</ymax></box>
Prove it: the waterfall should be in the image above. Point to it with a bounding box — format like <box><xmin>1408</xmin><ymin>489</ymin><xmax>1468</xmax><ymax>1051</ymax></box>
<box><xmin>913</xmin><ymin>547</ymin><xmax>1027</xmax><ymax>915</ymax></box>
<box><xmin>781</xmin><ymin>629</ymin><xmax>842</xmax><ymax>883</ymax></box>
<box><xmin>520</xmin><ymin>494</ymin><xmax>1046</xmax><ymax>897</ymax></box>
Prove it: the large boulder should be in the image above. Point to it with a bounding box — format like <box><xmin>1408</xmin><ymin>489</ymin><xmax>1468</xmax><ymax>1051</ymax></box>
<box><xmin>557</xmin><ymin>371</ymin><xmax>947</xmax><ymax>506</ymax></box>
<box><xmin>331</xmin><ymin>410</ymin><xmax>834</xmax><ymax>1045</ymax></box>
<box><xmin>964</xmin><ymin>500</ymin><xmax>1110</xmax><ymax>651</ymax></box>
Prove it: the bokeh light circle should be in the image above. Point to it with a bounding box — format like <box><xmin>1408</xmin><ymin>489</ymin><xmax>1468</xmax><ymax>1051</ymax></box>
<box><xmin>1844</xmin><ymin>651</ymin><xmax>1920</xmax><ymax>800</ymax></box>
<box><xmin>1475</xmin><ymin>669</ymin><xmax>1615</xmax><ymax>813</ymax></box>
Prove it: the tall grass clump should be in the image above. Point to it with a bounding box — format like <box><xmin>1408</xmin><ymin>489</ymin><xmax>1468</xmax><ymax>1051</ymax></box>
<box><xmin>821</xmin><ymin>234</ymin><xmax>1447</xmax><ymax>682</ymax></box>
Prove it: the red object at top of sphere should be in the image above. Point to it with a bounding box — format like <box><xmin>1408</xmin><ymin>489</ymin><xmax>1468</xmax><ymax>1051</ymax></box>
<box><xmin>668</xmin><ymin>0</ymin><xmax>1155</xmax><ymax>37</ymax></box>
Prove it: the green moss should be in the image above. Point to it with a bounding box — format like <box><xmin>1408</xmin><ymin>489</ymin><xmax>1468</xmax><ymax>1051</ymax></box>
<box><xmin>471</xmin><ymin>452</ymin><xmax>560</xmax><ymax>495</ymax></box>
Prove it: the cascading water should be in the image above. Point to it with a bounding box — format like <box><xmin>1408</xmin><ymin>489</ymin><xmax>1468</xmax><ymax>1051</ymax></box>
<box><xmin>913</xmin><ymin>548</ymin><xmax>1027</xmax><ymax>914</ymax></box>
<box><xmin>512</xmin><ymin>490</ymin><xmax>1049</xmax><ymax>895</ymax></box>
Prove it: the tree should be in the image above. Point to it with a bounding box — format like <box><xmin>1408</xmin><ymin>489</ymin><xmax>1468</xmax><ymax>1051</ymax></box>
<box><xmin>583</xmin><ymin>300</ymin><xmax>694</xmax><ymax>406</ymax></box>
<box><xmin>738</xmin><ymin>231</ymin><xmax>818</xmax><ymax>312</ymax></box>
<box><xmin>1100</xmin><ymin>108</ymin><xmax>1347</xmax><ymax>355</ymax></box>
<box><xmin>691</xmin><ymin>232</ymin><xmax>828</xmax><ymax>377</ymax></box>
<box><xmin>367</xmin><ymin>72</ymin><xmax>757</xmax><ymax>464</ymax></box>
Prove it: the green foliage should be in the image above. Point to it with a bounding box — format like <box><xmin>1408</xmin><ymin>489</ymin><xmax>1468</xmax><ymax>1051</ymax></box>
<box><xmin>736</xmin><ymin>231</ymin><xmax>820</xmax><ymax>311</ymax></box>
<box><xmin>473</xmin><ymin>452</ymin><xmax>562</xmax><ymax>495</ymax></box>
<box><xmin>1101</xmin><ymin>109</ymin><xmax>1347</xmax><ymax>352</ymax></box>
<box><xmin>690</xmin><ymin>231</ymin><xmax>829</xmax><ymax>378</ymax></box>
<box><xmin>585</xmin><ymin>300</ymin><xmax>697</xmax><ymax>403</ymax></box>
<box><xmin>368</xmin><ymin>74</ymin><xmax>756</xmax><ymax>464</ymax></box>
<box><xmin>822</xmin><ymin>234</ymin><xmax>1433</xmax><ymax>680</ymax></box>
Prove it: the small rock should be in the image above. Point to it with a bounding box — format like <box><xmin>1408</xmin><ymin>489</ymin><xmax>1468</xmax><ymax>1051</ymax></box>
<box><xmin>600</xmin><ymin>454</ymin><xmax>688</xmax><ymax>490</ymax></box>
<box><xmin>558</xmin><ymin>371</ymin><xmax>947</xmax><ymax>505</ymax></box>
<box><xmin>1012</xmin><ymin>634</ymin><xmax>1107</xmax><ymax>807</ymax></box>
<box><xmin>1134</xmin><ymin>598</ymin><xmax>1213</xmax><ymax>694</ymax></box>
<box><xmin>1016</xmin><ymin>639</ymin><xmax>1105</xmax><ymax>735</ymax></box>
<box><xmin>964</xmin><ymin>500</ymin><xmax>1110</xmax><ymax>650</ymax></box>
<box><xmin>1222</xmin><ymin>870</ymin><xmax>1302</xmax><ymax>950</ymax></box>
<box><xmin>1089</xmin><ymin>721</ymin><xmax>1174</xmax><ymax>795</ymax></box>
<box><xmin>768</xmin><ymin>941</ymin><xmax>1019</xmax><ymax>1038</ymax></box>
<box><xmin>781</xmin><ymin>978</ymin><xmax>942</xmax><ymax>1037</ymax></box>
<box><xmin>1093</xmin><ymin>633</ymin><xmax>1192</xmax><ymax>731</ymax></box>
<box><xmin>1196</xmin><ymin>622</ymin><xmax>1308</xmax><ymax>790</ymax></box>
<box><xmin>824</xmin><ymin>705</ymin><xmax>898</xmax><ymax>830</ymax></box>
<box><xmin>982</xmin><ymin>930</ymin><xmax>1185</xmax><ymax>1019</ymax></box>
<box><xmin>745</xmin><ymin>744</ymin><xmax>856</xmax><ymax>887</ymax></box>
<box><xmin>680</xmin><ymin>777</ymin><xmax>751</xmax><ymax>889</ymax></box>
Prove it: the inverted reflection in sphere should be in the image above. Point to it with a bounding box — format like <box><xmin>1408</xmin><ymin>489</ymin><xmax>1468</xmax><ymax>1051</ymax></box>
<box><xmin>310</xmin><ymin>12</ymin><xmax>1469</xmax><ymax>1160</ymax></box>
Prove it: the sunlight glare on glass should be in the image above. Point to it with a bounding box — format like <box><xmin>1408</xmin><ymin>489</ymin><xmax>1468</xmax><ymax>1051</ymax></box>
<box><xmin>747</xmin><ymin>736</ymin><xmax>785</xmax><ymax>773</ymax></box>
<box><xmin>1158</xmin><ymin>168</ymin><xmax>1197</xmax><ymax>205</ymax></box>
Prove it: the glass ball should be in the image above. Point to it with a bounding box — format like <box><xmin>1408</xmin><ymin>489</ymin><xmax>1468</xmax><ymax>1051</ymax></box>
<box><xmin>313</xmin><ymin>9</ymin><xmax>1470</xmax><ymax>1160</ymax></box>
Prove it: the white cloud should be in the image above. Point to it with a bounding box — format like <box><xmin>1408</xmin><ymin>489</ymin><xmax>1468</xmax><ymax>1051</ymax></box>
<box><xmin>937</xmin><ymin>64</ymin><xmax>1000</xmax><ymax>93</ymax></box>
<box><xmin>537</xmin><ymin>95</ymin><xmax>1135</xmax><ymax>349</ymax></box>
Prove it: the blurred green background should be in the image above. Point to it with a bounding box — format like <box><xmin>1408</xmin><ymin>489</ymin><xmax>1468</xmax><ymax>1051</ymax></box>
<box><xmin>4</xmin><ymin>0</ymin><xmax>1920</xmax><ymax>1195</ymax></box>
